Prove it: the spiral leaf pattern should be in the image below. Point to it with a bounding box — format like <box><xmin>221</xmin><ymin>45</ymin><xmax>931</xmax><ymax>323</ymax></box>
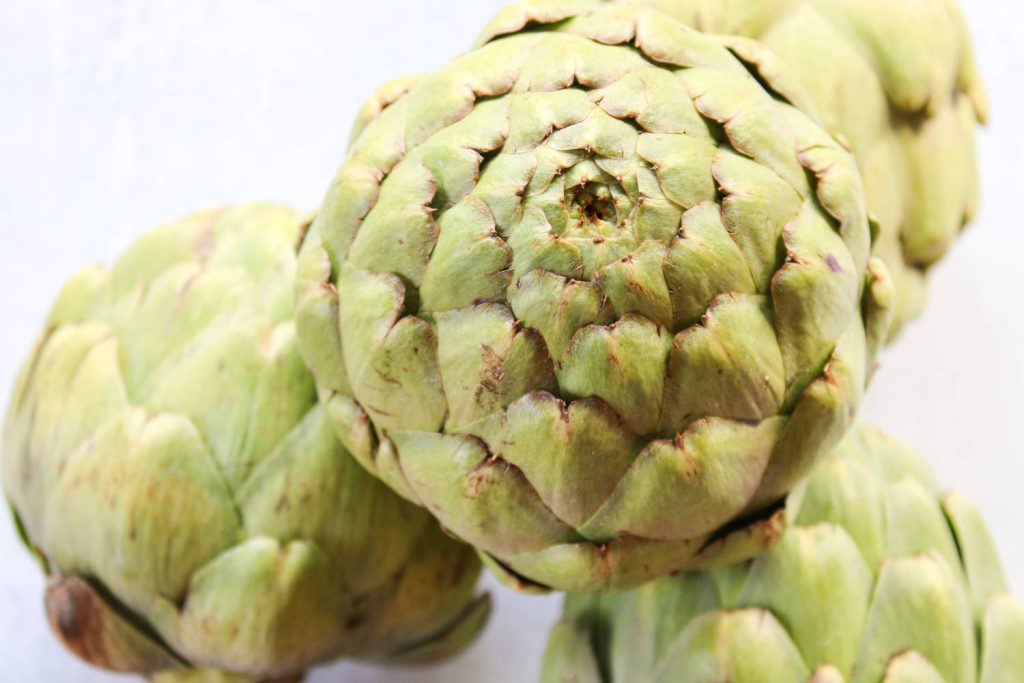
<box><xmin>297</xmin><ymin>0</ymin><xmax>893</xmax><ymax>592</ymax></box>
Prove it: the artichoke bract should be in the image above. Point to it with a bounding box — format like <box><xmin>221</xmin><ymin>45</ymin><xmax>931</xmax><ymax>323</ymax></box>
<box><xmin>2</xmin><ymin>204</ymin><xmax>489</xmax><ymax>682</ymax></box>
<box><xmin>542</xmin><ymin>423</ymin><xmax>1024</xmax><ymax>683</ymax></box>
<box><xmin>637</xmin><ymin>0</ymin><xmax>987</xmax><ymax>336</ymax></box>
<box><xmin>297</xmin><ymin>0</ymin><xmax>893</xmax><ymax>593</ymax></box>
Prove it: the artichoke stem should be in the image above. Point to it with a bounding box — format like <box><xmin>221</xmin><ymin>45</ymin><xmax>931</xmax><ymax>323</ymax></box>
<box><xmin>45</xmin><ymin>575</ymin><xmax>180</xmax><ymax>674</ymax></box>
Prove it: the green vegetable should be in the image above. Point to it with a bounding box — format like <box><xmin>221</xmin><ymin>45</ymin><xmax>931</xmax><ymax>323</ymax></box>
<box><xmin>637</xmin><ymin>0</ymin><xmax>987</xmax><ymax>337</ymax></box>
<box><xmin>297</xmin><ymin>0</ymin><xmax>892</xmax><ymax>593</ymax></box>
<box><xmin>3</xmin><ymin>204</ymin><xmax>489</xmax><ymax>682</ymax></box>
<box><xmin>543</xmin><ymin>423</ymin><xmax>1024</xmax><ymax>683</ymax></box>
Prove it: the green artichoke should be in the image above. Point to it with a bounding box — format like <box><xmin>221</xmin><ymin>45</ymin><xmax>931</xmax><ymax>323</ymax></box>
<box><xmin>636</xmin><ymin>0</ymin><xmax>987</xmax><ymax>336</ymax></box>
<box><xmin>2</xmin><ymin>204</ymin><xmax>489</xmax><ymax>682</ymax></box>
<box><xmin>542</xmin><ymin>423</ymin><xmax>1024</xmax><ymax>683</ymax></box>
<box><xmin>296</xmin><ymin>0</ymin><xmax>893</xmax><ymax>593</ymax></box>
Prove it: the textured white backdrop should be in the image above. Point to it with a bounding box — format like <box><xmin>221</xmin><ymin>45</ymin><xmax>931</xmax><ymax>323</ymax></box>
<box><xmin>0</xmin><ymin>1</ymin><xmax>1020</xmax><ymax>681</ymax></box>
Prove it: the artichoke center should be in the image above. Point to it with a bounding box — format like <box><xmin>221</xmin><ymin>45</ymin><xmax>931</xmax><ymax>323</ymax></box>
<box><xmin>564</xmin><ymin>180</ymin><xmax>629</xmax><ymax>242</ymax></box>
<box><xmin>570</xmin><ymin>182</ymin><xmax>617</xmax><ymax>225</ymax></box>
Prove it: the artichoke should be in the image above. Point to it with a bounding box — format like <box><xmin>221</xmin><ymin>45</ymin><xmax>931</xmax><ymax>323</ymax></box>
<box><xmin>296</xmin><ymin>0</ymin><xmax>893</xmax><ymax>593</ymax></box>
<box><xmin>543</xmin><ymin>423</ymin><xmax>1024</xmax><ymax>683</ymax></box>
<box><xmin>636</xmin><ymin>0</ymin><xmax>987</xmax><ymax>336</ymax></box>
<box><xmin>2</xmin><ymin>204</ymin><xmax>489</xmax><ymax>682</ymax></box>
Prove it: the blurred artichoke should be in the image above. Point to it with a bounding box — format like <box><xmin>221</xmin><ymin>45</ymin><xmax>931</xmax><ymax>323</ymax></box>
<box><xmin>297</xmin><ymin>0</ymin><xmax>892</xmax><ymax>593</ymax></box>
<box><xmin>637</xmin><ymin>0</ymin><xmax>987</xmax><ymax>336</ymax></box>
<box><xmin>543</xmin><ymin>423</ymin><xmax>1024</xmax><ymax>683</ymax></box>
<box><xmin>2</xmin><ymin>204</ymin><xmax>489</xmax><ymax>682</ymax></box>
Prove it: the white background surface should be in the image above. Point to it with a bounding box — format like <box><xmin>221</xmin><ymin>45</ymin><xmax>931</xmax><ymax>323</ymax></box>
<box><xmin>0</xmin><ymin>1</ymin><xmax>1020</xmax><ymax>681</ymax></box>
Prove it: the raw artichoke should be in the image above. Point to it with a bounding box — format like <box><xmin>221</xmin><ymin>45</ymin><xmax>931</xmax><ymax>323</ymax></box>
<box><xmin>543</xmin><ymin>423</ymin><xmax>1024</xmax><ymax>683</ymax></box>
<box><xmin>2</xmin><ymin>204</ymin><xmax>489</xmax><ymax>682</ymax></box>
<box><xmin>636</xmin><ymin>0</ymin><xmax>987</xmax><ymax>336</ymax></box>
<box><xmin>297</xmin><ymin>0</ymin><xmax>893</xmax><ymax>593</ymax></box>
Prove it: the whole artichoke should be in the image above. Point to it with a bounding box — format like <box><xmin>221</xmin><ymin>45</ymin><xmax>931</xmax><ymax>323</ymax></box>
<box><xmin>543</xmin><ymin>423</ymin><xmax>1024</xmax><ymax>683</ymax></box>
<box><xmin>637</xmin><ymin>0</ymin><xmax>987</xmax><ymax>336</ymax></box>
<box><xmin>297</xmin><ymin>0</ymin><xmax>893</xmax><ymax>593</ymax></box>
<box><xmin>2</xmin><ymin>204</ymin><xmax>489</xmax><ymax>682</ymax></box>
